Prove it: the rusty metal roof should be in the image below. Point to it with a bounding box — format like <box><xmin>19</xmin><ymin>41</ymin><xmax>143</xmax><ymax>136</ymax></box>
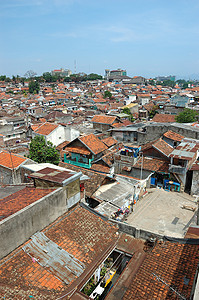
<box><xmin>169</xmin><ymin>140</ymin><xmax>199</xmax><ymax>160</ymax></box>
<box><xmin>30</xmin><ymin>167</ymin><xmax>81</xmax><ymax>185</ymax></box>
<box><xmin>22</xmin><ymin>232</ymin><xmax>85</xmax><ymax>285</ymax></box>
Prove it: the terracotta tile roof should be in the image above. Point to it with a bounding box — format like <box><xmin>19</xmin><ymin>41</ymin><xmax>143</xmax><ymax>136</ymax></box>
<box><xmin>102</xmin><ymin>136</ymin><xmax>118</xmax><ymax>147</ymax></box>
<box><xmin>0</xmin><ymin>205</ymin><xmax>117</xmax><ymax>298</ymax></box>
<box><xmin>0</xmin><ymin>187</ymin><xmax>54</xmax><ymax>220</ymax></box>
<box><xmin>65</xmin><ymin>146</ymin><xmax>91</xmax><ymax>155</ymax></box>
<box><xmin>31</xmin><ymin>123</ymin><xmax>42</xmax><ymax>131</ymax></box>
<box><xmin>79</xmin><ymin>134</ymin><xmax>108</xmax><ymax>155</ymax></box>
<box><xmin>91</xmin><ymin>163</ymin><xmax>110</xmax><ymax>173</ymax></box>
<box><xmin>123</xmin><ymin>241</ymin><xmax>199</xmax><ymax>300</ymax></box>
<box><xmin>91</xmin><ymin>115</ymin><xmax>117</xmax><ymax>125</ymax></box>
<box><xmin>152</xmin><ymin>113</ymin><xmax>176</xmax><ymax>123</ymax></box>
<box><xmin>153</xmin><ymin>138</ymin><xmax>174</xmax><ymax>157</ymax></box>
<box><xmin>141</xmin><ymin>139</ymin><xmax>159</xmax><ymax>152</ymax></box>
<box><xmin>134</xmin><ymin>157</ymin><xmax>169</xmax><ymax>173</ymax></box>
<box><xmin>56</xmin><ymin>140</ymin><xmax>70</xmax><ymax>151</ymax></box>
<box><xmin>0</xmin><ymin>151</ymin><xmax>27</xmax><ymax>169</ymax></box>
<box><xmin>34</xmin><ymin>122</ymin><xmax>59</xmax><ymax>136</ymax></box>
<box><xmin>163</xmin><ymin>130</ymin><xmax>184</xmax><ymax>142</ymax></box>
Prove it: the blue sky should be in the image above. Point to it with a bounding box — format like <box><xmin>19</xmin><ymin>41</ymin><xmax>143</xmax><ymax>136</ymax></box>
<box><xmin>1</xmin><ymin>0</ymin><xmax>199</xmax><ymax>78</ymax></box>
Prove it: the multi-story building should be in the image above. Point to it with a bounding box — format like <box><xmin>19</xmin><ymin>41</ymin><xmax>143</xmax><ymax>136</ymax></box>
<box><xmin>51</xmin><ymin>68</ymin><xmax>72</xmax><ymax>77</ymax></box>
<box><xmin>105</xmin><ymin>68</ymin><xmax>127</xmax><ymax>80</ymax></box>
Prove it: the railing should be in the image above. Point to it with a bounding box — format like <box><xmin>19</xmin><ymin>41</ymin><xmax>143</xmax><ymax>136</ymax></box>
<box><xmin>64</xmin><ymin>156</ymin><xmax>92</xmax><ymax>169</ymax></box>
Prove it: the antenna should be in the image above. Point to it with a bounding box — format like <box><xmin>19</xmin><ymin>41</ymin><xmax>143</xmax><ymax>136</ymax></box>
<box><xmin>74</xmin><ymin>60</ymin><xmax>76</xmax><ymax>74</ymax></box>
<box><xmin>152</xmin><ymin>273</ymin><xmax>187</xmax><ymax>300</ymax></box>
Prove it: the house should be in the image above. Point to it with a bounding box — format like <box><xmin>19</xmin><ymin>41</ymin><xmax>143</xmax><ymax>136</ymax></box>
<box><xmin>0</xmin><ymin>165</ymin><xmax>82</xmax><ymax>259</ymax></box>
<box><xmin>141</xmin><ymin>138</ymin><xmax>173</xmax><ymax>161</ymax></box>
<box><xmin>163</xmin><ymin>130</ymin><xmax>184</xmax><ymax>147</ymax></box>
<box><xmin>32</xmin><ymin>122</ymin><xmax>68</xmax><ymax>146</ymax></box>
<box><xmin>91</xmin><ymin>115</ymin><xmax>121</xmax><ymax>131</ymax></box>
<box><xmin>63</xmin><ymin>133</ymin><xmax>108</xmax><ymax>168</ymax></box>
<box><xmin>169</xmin><ymin>138</ymin><xmax>199</xmax><ymax>193</ymax></box>
<box><xmin>0</xmin><ymin>151</ymin><xmax>36</xmax><ymax>184</ymax></box>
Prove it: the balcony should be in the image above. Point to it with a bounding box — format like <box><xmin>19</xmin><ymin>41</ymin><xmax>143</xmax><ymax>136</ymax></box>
<box><xmin>169</xmin><ymin>164</ymin><xmax>186</xmax><ymax>175</ymax></box>
<box><xmin>64</xmin><ymin>154</ymin><xmax>93</xmax><ymax>169</ymax></box>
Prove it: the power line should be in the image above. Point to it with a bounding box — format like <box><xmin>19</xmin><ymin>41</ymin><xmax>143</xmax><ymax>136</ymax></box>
<box><xmin>152</xmin><ymin>273</ymin><xmax>186</xmax><ymax>300</ymax></box>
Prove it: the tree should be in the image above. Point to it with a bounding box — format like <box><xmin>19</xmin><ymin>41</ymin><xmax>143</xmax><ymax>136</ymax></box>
<box><xmin>122</xmin><ymin>107</ymin><xmax>135</xmax><ymax>122</ymax></box>
<box><xmin>28</xmin><ymin>136</ymin><xmax>60</xmax><ymax>165</ymax></box>
<box><xmin>175</xmin><ymin>108</ymin><xmax>198</xmax><ymax>123</ymax></box>
<box><xmin>149</xmin><ymin>105</ymin><xmax>159</xmax><ymax>118</ymax></box>
<box><xmin>24</xmin><ymin>70</ymin><xmax>37</xmax><ymax>79</ymax></box>
<box><xmin>104</xmin><ymin>90</ymin><xmax>112</xmax><ymax>99</ymax></box>
<box><xmin>122</xmin><ymin>107</ymin><xmax>131</xmax><ymax>115</ymax></box>
<box><xmin>29</xmin><ymin>80</ymin><xmax>40</xmax><ymax>94</ymax></box>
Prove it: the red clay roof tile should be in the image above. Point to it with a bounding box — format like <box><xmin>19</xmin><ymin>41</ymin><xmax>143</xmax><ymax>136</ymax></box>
<box><xmin>79</xmin><ymin>134</ymin><xmax>108</xmax><ymax>155</ymax></box>
<box><xmin>163</xmin><ymin>130</ymin><xmax>184</xmax><ymax>142</ymax></box>
<box><xmin>123</xmin><ymin>241</ymin><xmax>199</xmax><ymax>300</ymax></box>
<box><xmin>0</xmin><ymin>187</ymin><xmax>55</xmax><ymax>220</ymax></box>
<box><xmin>152</xmin><ymin>114</ymin><xmax>176</xmax><ymax>123</ymax></box>
<box><xmin>34</xmin><ymin>122</ymin><xmax>59</xmax><ymax>136</ymax></box>
<box><xmin>0</xmin><ymin>151</ymin><xmax>27</xmax><ymax>169</ymax></box>
<box><xmin>91</xmin><ymin>115</ymin><xmax>117</xmax><ymax>125</ymax></box>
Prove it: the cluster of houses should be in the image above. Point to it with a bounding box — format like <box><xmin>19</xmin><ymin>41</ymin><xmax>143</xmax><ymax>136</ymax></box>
<box><xmin>0</xmin><ymin>75</ymin><xmax>199</xmax><ymax>299</ymax></box>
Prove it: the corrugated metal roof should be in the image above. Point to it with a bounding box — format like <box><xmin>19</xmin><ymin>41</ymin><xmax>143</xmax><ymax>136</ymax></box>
<box><xmin>22</xmin><ymin>232</ymin><xmax>85</xmax><ymax>285</ymax></box>
<box><xmin>30</xmin><ymin>167</ymin><xmax>74</xmax><ymax>184</ymax></box>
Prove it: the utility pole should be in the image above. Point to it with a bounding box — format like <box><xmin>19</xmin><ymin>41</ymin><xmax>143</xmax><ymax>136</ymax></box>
<box><xmin>140</xmin><ymin>152</ymin><xmax>143</xmax><ymax>180</ymax></box>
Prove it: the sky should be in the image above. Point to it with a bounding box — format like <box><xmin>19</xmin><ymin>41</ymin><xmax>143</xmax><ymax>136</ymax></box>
<box><xmin>1</xmin><ymin>0</ymin><xmax>199</xmax><ymax>79</ymax></box>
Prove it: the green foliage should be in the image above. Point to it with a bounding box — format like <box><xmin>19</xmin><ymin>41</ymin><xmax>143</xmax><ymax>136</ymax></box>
<box><xmin>104</xmin><ymin>90</ymin><xmax>112</xmax><ymax>99</ymax></box>
<box><xmin>86</xmin><ymin>73</ymin><xmax>102</xmax><ymax>81</ymax></box>
<box><xmin>175</xmin><ymin>108</ymin><xmax>198</xmax><ymax>123</ymax></box>
<box><xmin>149</xmin><ymin>105</ymin><xmax>159</xmax><ymax>118</ymax></box>
<box><xmin>122</xmin><ymin>107</ymin><xmax>131</xmax><ymax>115</ymax></box>
<box><xmin>0</xmin><ymin>75</ymin><xmax>7</xmax><ymax>81</ymax></box>
<box><xmin>28</xmin><ymin>136</ymin><xmax>60</xmax><ymax>165</ymax></box>
<box><xmin>122</xmin><ymin>107</ymin><xmax>135</xmax><ymax>122</ymax></box>
<box><xmin>157</xmin><ymin>80</ymin><xmax>175</xmax><ymax>88</ymax></box>
<box><xmin>29</xmin><ymin>81</ymin><xmax>40</xmax><ymax>94</ymax></box>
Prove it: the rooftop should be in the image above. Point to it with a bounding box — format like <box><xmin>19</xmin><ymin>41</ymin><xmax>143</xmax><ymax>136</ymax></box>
<box><xmin>91</xmin><ymin>115</ymin><xmax>117</xmax><ymax>125</ymax></box>
<box><xmin>29</xmin><ymin>167</ymin><xmax>81</xmax><ymax>185</ymax></box>
<box><xmin>102</xmin><ymin>136</ymin><xmax>118</xmax><ymax>147</ymax></box>
<box><xmin>169</xmin><ymin>139</ymin><xmax>199</xmax><ymax>160</ymax></box>
<box><xmin>0</xmin><ymin>205</ymin><xmax>118</xmax><ymax>299</ymax></box>
<box><xmin>152</xmin><ymin>114</ymin><xmax>176</xmax><ymax>123</ymax></box>
<box><xmin>163</xmin><ymin>130</ymin><xmax>184</xmax><ymax>142</ymax></box>
<box><xmin>133</xmin><ymin>157</ymin><xmax>169</xmax><ymax>173</ymax></box>
<box><xmin>0</xmin><ymin>151</ymin><xmax>27</xmax><ymax>169</ymax></box>
<box><xmin>34</xmin><ymin>122</ymin><xmax>59</xmax><ymax>136</ymax></box>
<box><xmin>126</xmin><ymin>188</ymin><xmax>197</xmax><ymax>238</ymax></box>
<box><xmin>123</xmin><ymin>240</ymin><xmax>199</xmax><ymax>300</ymax></box>
<box><xmin>153</xmin><ymin>138</ymin><xmax>174</xmax><ymax>157</ymax></box>
<box><xmin>79</xmin><ymin>134</ymin><xmax>108</xmax><ymax>155</ymax></box>
<box><xmin>0</xmin><ymin>186</ymin><xmax>54</xmax><ymax>221</ymax></box>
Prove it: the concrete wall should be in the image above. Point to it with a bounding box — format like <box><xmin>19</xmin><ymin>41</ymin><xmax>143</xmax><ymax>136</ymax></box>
<box><xmin>47</xmin><ymin>126</ymin><xmax>66</xmax><ymax>146</ymax></box>
<box><xmin>111</xmin><ymin>219</ymin><xmax>163</xmax><ymax>240</ymax></box>
<box><xmin>136</xmin><ymin>124</ymin><xmax>199</xmax><ymax>145</ymax></box>
<box><xmin>0</xmin><ymin>187</ymin><xmax>68</xmax><ymax>259</ymax></box>
<box><xmin>191</xmin><ymin>170</ymin><xmax>199</xmax><ymax>195</ymax></box>
<box><xmin>64</xmin><ymin>127</ymin><xmax>79</xmax><ymax>142</ymax></box>
<box><xmin>93</xmin><ymin>123</ymin><xmax>111</xmax><ymax>132</ymax></box>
